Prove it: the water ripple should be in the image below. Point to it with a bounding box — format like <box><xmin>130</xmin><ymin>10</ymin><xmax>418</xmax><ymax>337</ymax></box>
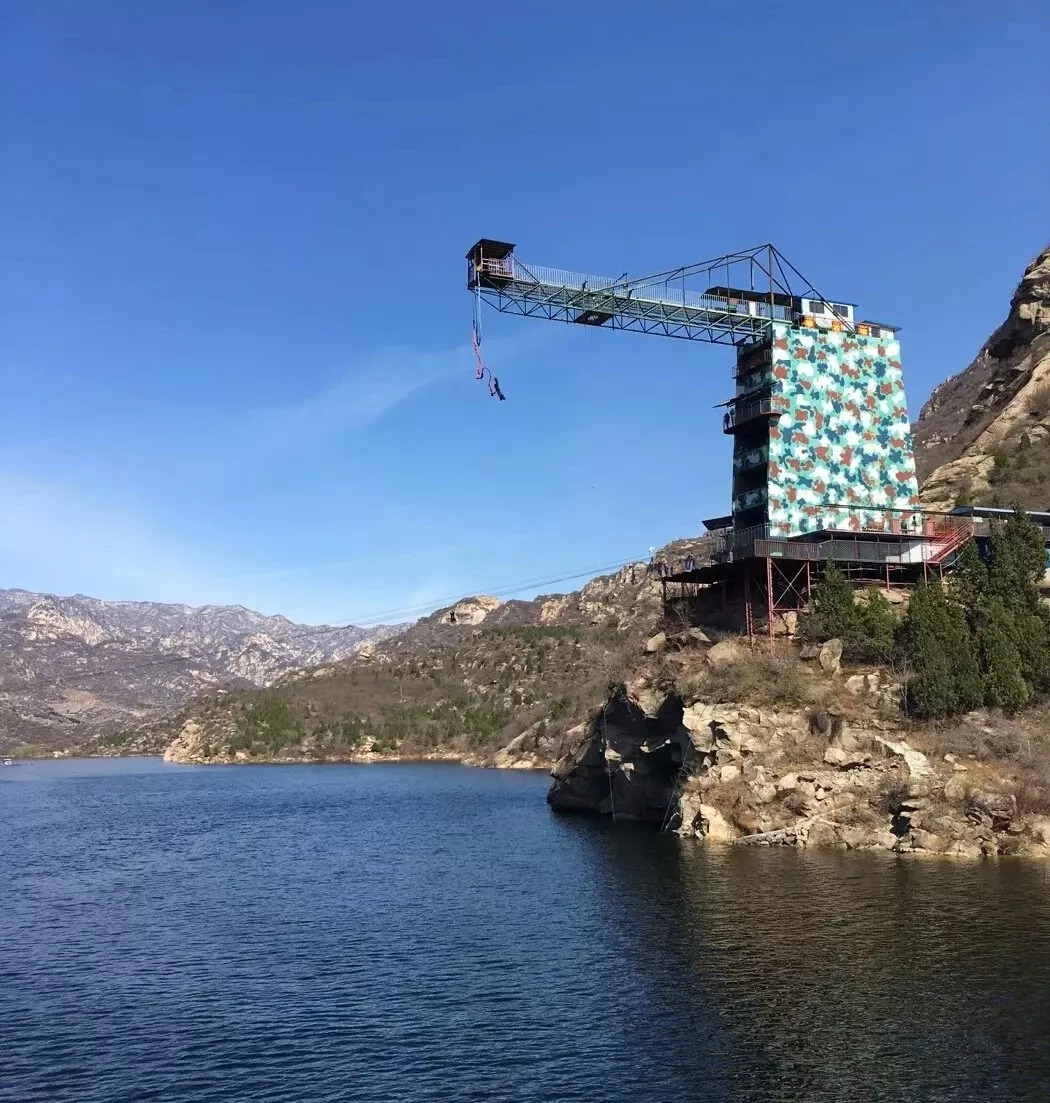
<box><xmin>3</xmin><ymin>758</ymin><xmax>1050</xmax><ymax>1102</ymax></box>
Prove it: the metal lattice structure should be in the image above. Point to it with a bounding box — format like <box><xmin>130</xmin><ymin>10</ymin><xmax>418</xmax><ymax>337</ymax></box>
<box><xmin>466</xmin><ymin>239</ymin><xmax>839</xmax><ymax>346</ymax></box>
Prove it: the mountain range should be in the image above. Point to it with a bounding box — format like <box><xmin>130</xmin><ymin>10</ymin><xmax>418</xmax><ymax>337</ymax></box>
<box><xmin>0</xmin><ymin>589</ymin><xmax>398</xmax><ymax>753</ymax></box>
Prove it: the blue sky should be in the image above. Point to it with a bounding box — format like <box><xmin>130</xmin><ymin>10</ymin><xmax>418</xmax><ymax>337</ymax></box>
<box><xmin>2</xmin><ymin>0</ymin><xmax>1048</xmax><ymax>625</ymax></box>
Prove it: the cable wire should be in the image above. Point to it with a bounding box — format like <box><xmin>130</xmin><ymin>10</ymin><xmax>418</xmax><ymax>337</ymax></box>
<box><xmin>51</xmin><ymin>551</ymin><xmax>651</xmax><ymax>686</ymax></box>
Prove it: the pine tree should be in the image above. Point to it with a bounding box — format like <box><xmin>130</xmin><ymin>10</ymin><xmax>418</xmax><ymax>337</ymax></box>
<box><xmin>803</xmin><ymin>565</ymin><xmax>857</xmax><ymax>642</ymax></box>
<box><xmin>985</xmin><ymin>509</ymin><xmax>1050</xmax><ymax>693</ymax></box>
<box><xmin>974</xmin><ymin>598</ymin><xmax>1030</xmax><ymax>711</ymax></box>
<box><xmin>951</xmin><ymin>538</ymin><xmax>988</xmax><ymax>622</ymax></box>
<box><xmin>898</xmin><ymin>582</ymin><xmax>983</xmax><ymax>718</ymax></box>
<box><xmin>800</xmin><ymin>566</ymin><xmax>899</xmax><ymax>661</ymax></box>
<box><xmin>854</xmin><ymin>589</ymin><xmax>897</xmax><ymax>661</ymax></box>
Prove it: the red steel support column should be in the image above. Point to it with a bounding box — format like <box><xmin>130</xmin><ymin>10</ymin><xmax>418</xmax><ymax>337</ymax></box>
<box><xmin>766</xmin><ymin>556</ymin><xmax>775</xmax><ymax>650</ymax></box>
<box><xmin>744</xmin><ymin>569</ymin><xmax>753</xmax><ymax>644</ymax></box>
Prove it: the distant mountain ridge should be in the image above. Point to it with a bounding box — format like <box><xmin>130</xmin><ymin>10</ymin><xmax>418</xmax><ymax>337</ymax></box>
<box><xmin>0</xmin><ymin>587</ymin><xmax>401</xmax><ymax>753</ymax></box>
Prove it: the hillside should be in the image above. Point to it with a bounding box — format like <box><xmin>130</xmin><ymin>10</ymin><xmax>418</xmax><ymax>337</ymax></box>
<box><xmin>914</xmin><ymin>244</ymin><xmax>1050</xmax><ymax>511</ymax></box>
<box><xmin>138</xmin><ymin>562</ymin><xmax>669</xmax><ymax>764</ymax></box>
<box><xmin>0</xmin><ymin>589</ymin><xmax>400</xmax><ymax>754</ymax></box>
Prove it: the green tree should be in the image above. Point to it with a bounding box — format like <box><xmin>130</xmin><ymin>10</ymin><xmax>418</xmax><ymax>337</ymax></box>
<box><xmin>951</xmin><ymin>538</ymin><xmax>988</xmax><ymax>616</ymax></box>
<box><xmin>986</xmin><ymin>509</ymin><xmax>1047</xmax><ymax>613</ymax></box>
<box><xmin>853</xmin><ymin>589</ymin><xmax>897</xmax><ymax>661</ymax></box>
<box><xmin>959</xmin><ymin>510</ymin><xmax>1050</xmax><ymax>699</ymax></box>
<box><xmin>973</xmin><ymin>598</ymin><xmax>1030</xmax><ymax>711</ymax></box>
<box><xmin>898</xmin><ymin>582</ymin><xmax>982</xmax><ymax>718</ymax></box>
<box><xmin>803</xmin><ymin>565</ymin><xmax>856</xmax><ymax>641</ymax></box>
<box><xmin>800</xmin><ymin>565</ymin><xmax>898</xmax><ymax>662</ymax></box>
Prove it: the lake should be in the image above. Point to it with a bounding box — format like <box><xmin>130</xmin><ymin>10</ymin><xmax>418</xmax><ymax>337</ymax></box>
<box><xmin>3</xmin><ymin>758</ymin><xmax>1050</xmax><ymax>1102</ymax></box>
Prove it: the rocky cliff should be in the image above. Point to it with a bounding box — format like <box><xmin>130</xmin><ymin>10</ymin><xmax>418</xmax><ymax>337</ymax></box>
<box><xmin>0</xmin><ymin>588</ymin><xmax>400</xmax><ymax>754</ymax></box>
<box><xmin>549</xmin><ymin>638</ymin><xmax>1050</xmax><ymax>859</ymax></box>
<box><xmin>915</xmin><ymin>244</ymin><xmax>1050</xmax><ymax>511</ymax></box>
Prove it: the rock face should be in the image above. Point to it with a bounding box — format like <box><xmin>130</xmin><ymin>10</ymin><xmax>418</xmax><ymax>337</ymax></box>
<box><xmin>914</xmin><ymin>244</ymin><xmax>1050</xmax><ymax>510</ymax></box>
<box><xmin>547</xmin><ymin>688</ymin><xmax>692</xmax><ymax>824</ymax></box>
<box><xmin>547</xmin><ymin>682</ymin><xmax>1050</xmax><ymax>859</ymax></box>
<box><xmin>0</xmin><ymin>588</ymin><xmax>401</xmax><ymax>753</ymax></box>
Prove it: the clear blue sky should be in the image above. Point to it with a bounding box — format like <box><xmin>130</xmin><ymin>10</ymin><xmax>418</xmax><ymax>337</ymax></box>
<box><xmin>2</xmin><ymin>1</ymin><xmax>1048</xmax><ymax>624</ymax></box>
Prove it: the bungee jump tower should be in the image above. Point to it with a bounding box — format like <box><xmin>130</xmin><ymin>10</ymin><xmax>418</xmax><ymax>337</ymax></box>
<box><xmin>466</xmin><ymin>240</ymin><xmax>976</xmax><ymax>642</ymax></box>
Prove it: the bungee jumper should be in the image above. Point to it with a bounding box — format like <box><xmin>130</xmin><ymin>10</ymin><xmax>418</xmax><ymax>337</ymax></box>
<box><xmin>471</xmin><ymin>281</ymin><xmax>506</xmax><ymax>402</ymax></box>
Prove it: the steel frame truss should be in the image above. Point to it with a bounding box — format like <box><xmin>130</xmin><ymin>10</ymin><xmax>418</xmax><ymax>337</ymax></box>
<box><xmin>469</xmin><ymin>243</ymin><xmax>836</xmax><ymax>348</ymax></box>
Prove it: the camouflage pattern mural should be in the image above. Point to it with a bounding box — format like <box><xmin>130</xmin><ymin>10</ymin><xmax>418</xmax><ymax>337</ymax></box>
<box><xmin>731</xmin><ymin>322</ymin><xmax>920</xmax><ymax>538</ymax></box>
<box><xmin>766</xmin><ymin>322</ymin><xmax>919</xmax><ymax>536</ymax></box>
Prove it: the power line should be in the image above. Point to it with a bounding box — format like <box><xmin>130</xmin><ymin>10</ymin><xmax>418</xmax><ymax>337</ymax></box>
<box><xmin>52</xmin><ymin>551</ymin><xmax>650</xmax><ymax>686</ymax></box>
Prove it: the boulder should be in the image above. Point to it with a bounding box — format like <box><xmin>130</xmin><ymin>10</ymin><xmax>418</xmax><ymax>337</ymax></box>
<box><xmin>946</xmin><ymin>841</ymin><xmax>984</xmax><ymax>859</ymax></box>
<box><xmin>740</xmin><ymin>734</ymin><xmax>768</xmax><ymax>754</ymax></box>
<box><xmin>839</xmin><ymin>825</ymin><xmax>875</xmax><ymax>850</ymax></box>
<box><xmin>844</xmin><ymin>674</ymin><xmax>867</xmax><ymax>696</ymax></box>
<box><xmin>910</xmin><ymin>829</ymin><xmax>948</xmax><ymax>853</ymax></box>
<box><xmin>644</xmin><ymin>632</ymin><xmax>668</xmax><ymax>654</ymax></box>
<box><xmin>707</xmin><ymin>639</ymin><xmax>746</xmax><ymax>670</ymax></box>
<box><xmin>818</xmin><ymin>639</ymin><xmax>843</xmax><ymax>674</ymax></box>
<box><xmin>823</xmin><ymin>746</ymin><xmax>872</xmax><ymax>769</ymax></box>
<box><xmin>943</xmin><ymin>775</ymin><xmax>969</xmax><ymax>803</ymax></box>
<box><xmin>968</xmin><ymin>789</ymin><xmax>1016</xmax><ymax>828</ymax></box>
<box><xmin>711</xmin><ymin>721</ymin><xmax>743</xmax><ymax>750</ymax></box>
<box><xmin>775</xmin><ymin>772</ymin><xmax>799</xmax><ymax>792</ymax></box>
<box><xmin>1027</xmin><ymin>817</ymin><xmax>1050</xmax><ymax>846</ymax></box>
<box><xmin>872</xmin><ymin>736</ymin><xmax>936</xmax><ymax>779</ymax></box>
<box><xmin>695</xmin><ymin>804</ymin><xmax>740</xmax><ymax>843</ymax></box>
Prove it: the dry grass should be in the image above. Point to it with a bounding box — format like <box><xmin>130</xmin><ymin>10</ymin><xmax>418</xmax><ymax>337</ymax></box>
<box><xmin>871</xmin><ymin>775</ymin><xmax>909</xmax><ymax>816</ymax></box>
<box><xmin>703</xmin><ymin>653</ymin><xmax>818</xmax><ymax>707</ymax></box>
<box><xmin>1010</xmin><ymin>772</ymin><xmax>1050</xmax><ymax>816</ymax></box>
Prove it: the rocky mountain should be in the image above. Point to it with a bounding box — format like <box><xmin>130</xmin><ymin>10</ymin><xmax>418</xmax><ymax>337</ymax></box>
<box><xmin>915</xmin><ymin>244</ymin><xmax>1050</xmax><ymax>511</ymax></box>
<box><xmin>0</xmin><ymin>588</ymin><xmax>400</xmax><ymax>754</ymax></box>
<box><xmin>132</xmin><ymin>559</ymin><xmax>670</xmax><ymax>764</ymax></box>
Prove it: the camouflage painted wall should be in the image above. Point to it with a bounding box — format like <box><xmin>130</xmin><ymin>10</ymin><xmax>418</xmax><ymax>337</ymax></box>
<box><xmin>764</xmin><ymin>322</ymin><xmax>920</xmax><ymax>538</ymax></box>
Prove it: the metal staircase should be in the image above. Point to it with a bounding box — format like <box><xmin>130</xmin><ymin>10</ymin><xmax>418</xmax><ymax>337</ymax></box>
<box><xmin>925</xmin><ymin>516</ymin><xmax>974</xmax><ymax>566</ymax></box>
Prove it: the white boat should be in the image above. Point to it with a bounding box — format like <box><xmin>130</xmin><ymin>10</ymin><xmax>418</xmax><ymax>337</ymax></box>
<box><xmin>1</xmin><ymin>758</ymin><xmax>13</xmax><ymax>767</ymax></box>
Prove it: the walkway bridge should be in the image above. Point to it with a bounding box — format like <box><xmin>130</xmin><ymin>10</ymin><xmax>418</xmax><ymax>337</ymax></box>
<box><xmin>467</xmin><ymin>240</ymin><xmax>812</xmax><ymax>346</ymax></box>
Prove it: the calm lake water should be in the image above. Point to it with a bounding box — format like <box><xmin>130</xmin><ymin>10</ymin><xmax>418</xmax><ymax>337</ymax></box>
<box><xmin>3</xmin><ymin>759</ymin><xmax>1050</xmax><ymax>1102</ymax></box>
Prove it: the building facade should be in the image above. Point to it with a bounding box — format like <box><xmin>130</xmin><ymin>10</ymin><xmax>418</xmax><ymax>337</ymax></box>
<box><xmin>729</xmin><ymin>321</ymin><xmax>920</xmax><ymax>539</ymax></box>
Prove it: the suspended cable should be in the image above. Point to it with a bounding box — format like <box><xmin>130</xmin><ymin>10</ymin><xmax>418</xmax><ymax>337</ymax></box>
<box><xmin>52</xmin><ymin>551</ymin><xmax>653</xmax><ymax>685</ymax></box>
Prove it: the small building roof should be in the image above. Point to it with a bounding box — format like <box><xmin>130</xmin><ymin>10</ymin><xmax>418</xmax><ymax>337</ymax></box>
<box><xmin>702</xmin><ymin>514</ymin><xmax>733</xmax><ymax>531</ymax></box>
<box><xmin>951</xmin><ymin>504</ymin><xmax>1050</xmax><ymax>524</ymax></box>
<box><xmin>466</xmin><ymin>239</ymin><xmax>516</xmax><ymax>261</ymax></box>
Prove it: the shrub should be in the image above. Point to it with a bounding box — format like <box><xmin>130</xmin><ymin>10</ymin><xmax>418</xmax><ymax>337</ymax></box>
<box><xmin>1011</xmin><ymin>772</ymin><xmax>1050</xmax><ymax>815</ymax></box>
<box><xmin>871</xmin><ymin>776</ymin><xmax>909</xmax><ymax>816</ymax></box>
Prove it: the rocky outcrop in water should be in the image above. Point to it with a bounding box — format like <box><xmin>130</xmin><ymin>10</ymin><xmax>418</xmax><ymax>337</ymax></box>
<box><xmin>549</xmin><ymin>676</ymin><xmax>1050</xmax><ymax>859</ymax></box>
<box><xmin>547</xmin><ymin>688</ymin><xmax>693</xmax><ymax>824</ymax></box>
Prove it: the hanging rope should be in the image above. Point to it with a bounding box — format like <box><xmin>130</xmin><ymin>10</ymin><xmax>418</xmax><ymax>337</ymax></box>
<box><xmin>471</xmin><ymin>283</ymin><xmax>506</xmax><ymax>401</ymax></box>
<box><xmin>471</xmin><ymin>286</ymin><xmax>485</xmax><ymax>381</ymax></box>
